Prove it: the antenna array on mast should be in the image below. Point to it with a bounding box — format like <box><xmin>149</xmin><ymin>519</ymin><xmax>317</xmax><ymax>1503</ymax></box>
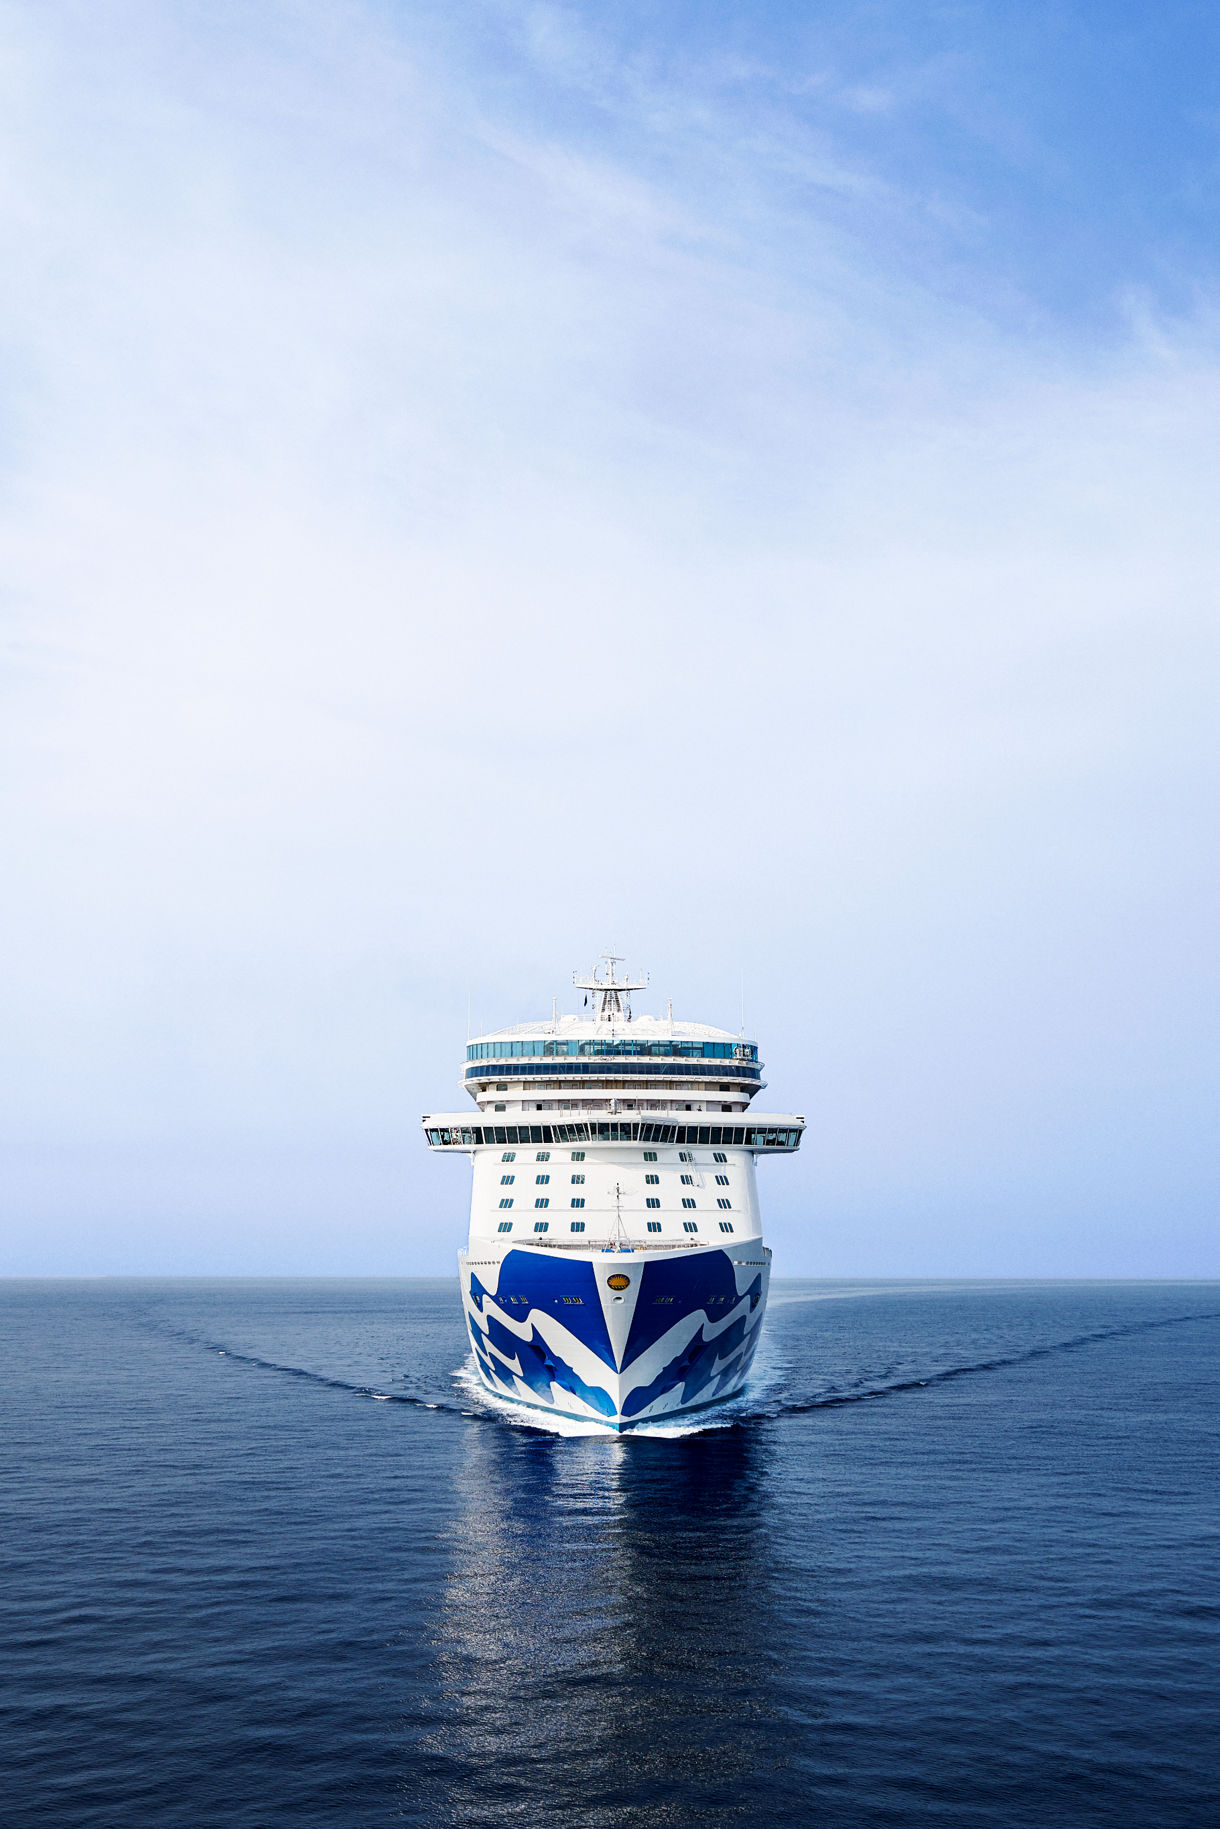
<box><xmin>572</xmin><ymin>951</ymin><xmax>648</xmax><ymax>1022</ymax></box>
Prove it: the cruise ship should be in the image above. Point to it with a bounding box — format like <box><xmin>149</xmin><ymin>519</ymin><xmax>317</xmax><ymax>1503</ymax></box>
<box><xmin>423</xmin><ymin>956</ymin><xmax>804</xmax><ymax>1430</ymax></box>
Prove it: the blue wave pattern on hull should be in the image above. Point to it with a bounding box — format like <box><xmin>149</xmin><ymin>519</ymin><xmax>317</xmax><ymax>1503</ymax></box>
<box><xmin>620</xmin><ymin>1302</ymin><xmax>760</xmax><ymax>1416</ymax></box>
<box><xmin>469</xmin><ymin>1305</ymin><xmax>618</xmax><ymax>1417</ymax></box>
<box><xmin>621</xmin><ymin>1252</ymin><xmax>761</xmax><ymax>1366</ymax></box>
<box><xmin>465</xmin><ymin>1247</ymin><xmax>764</xmax><ymax>1422</ymax></box>
<box><xmin>469</xmin><ymin>1252</ymin><xmax>615</xmax><ymax>1365</ymax></box>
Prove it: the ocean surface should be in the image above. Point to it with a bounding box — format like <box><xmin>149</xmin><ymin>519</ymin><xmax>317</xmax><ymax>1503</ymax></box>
<box><xmin>2</xmin><ymin>1278</ymin><xmax>1218</xmax><ymax>1828</ymax></box>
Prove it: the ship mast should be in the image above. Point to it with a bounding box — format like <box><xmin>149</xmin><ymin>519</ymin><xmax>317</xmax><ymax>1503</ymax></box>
<box><xmin>572</xmin><ymin>952</ymin><xmax>648</xmax><ymax>1023</ymax></box>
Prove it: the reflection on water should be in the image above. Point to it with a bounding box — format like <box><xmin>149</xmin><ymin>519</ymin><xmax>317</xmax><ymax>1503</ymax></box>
<box><xmin>420</xmin><ymin>1423</ymin><xmax>798</xmax><ymax>1827</ymax></box>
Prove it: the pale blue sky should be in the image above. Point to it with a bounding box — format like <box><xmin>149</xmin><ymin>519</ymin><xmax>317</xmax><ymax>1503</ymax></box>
<box><xmin>1</xmin><ymin>1</ymin><xmax>1217</xmax><ymax>1275</ymax></box>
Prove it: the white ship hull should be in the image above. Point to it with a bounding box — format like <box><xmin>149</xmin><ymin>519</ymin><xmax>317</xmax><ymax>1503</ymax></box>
<box><xmin>459</xmin><ymin>1241</ymin><xmax>771</xmax><ymax>1430</ymax></box>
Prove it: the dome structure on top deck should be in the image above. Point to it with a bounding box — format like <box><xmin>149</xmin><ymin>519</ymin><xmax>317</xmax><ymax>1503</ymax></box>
<box><xmin>469</xmin><ymin>953</ymin><xmax>749</xmax><ymax>1050</ymax></box>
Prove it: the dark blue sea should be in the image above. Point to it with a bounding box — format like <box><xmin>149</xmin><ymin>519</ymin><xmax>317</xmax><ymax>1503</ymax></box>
<box><xmin>3</xmin><ymin>1278</ymin><xmax>1218</xmax><ymax>1827</ymax></box>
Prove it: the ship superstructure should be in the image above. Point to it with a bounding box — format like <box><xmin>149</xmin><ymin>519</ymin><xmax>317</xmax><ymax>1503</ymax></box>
<box><xmin>423</xmin><ymin>956</ymin><xmax>803</xmax><ymax>1429</ymax></box>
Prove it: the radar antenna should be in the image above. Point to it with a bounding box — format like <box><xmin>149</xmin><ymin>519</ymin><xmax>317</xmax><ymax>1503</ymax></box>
<box><xmin>572</xmin><ymin>951</ymin><xmax>648</xmax><ymax>1023</ymax></box>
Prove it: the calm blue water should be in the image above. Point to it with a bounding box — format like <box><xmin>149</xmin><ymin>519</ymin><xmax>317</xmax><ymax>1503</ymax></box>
<box><xmin>2</xmin><ymin>1278</ymin><xmax>1218</xmax><ymax>1827</ymax></box>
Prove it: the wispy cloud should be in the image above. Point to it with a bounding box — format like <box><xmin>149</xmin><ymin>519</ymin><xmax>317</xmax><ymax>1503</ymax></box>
<box><xmin>0</xmin><ymin>0</ymin><xmax>1217</xmax><ymax>1273</ymax></box>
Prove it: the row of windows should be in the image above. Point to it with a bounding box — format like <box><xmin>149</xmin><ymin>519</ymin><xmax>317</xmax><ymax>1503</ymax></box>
<box><xmin>466</xmin><ymin>1063</ymin><xmax>760</xmax><ymax>1089</ymax></box>
<box><xmin>501</xmin><ymin>1194</ymin><xmax>678</xmax><ymax>1211</ymax></box>
<box><xmin>504</xmin><ymin>1172</ymin><xmax>589</xmax><ymax>1184</ymax></box>
<box><xmin>467</xmin><ymin>1060</ymin><xmax>761</xmax><ymax>1085</ymax></box>
<box><xmin>638</xmin><ymin>1194</ymin><xmax>732</xmax><ymax>1210</ymax></box>
<box><xmin>505</xmin><ymin>1166</ymin><xmax>722</xmax><ymax>1189</ymax></box>
<box><xmin>493</xmin><ymin>1218</ymin><xmax>735</xmax><ymax>1236</ymax></box>
<box><xmin>467</xmin><ymin>1040</ymin><xmax>759</xmax><ymax>1063</ymax></box>
<box><xmin>505</xmin><ymin>1149</ymin><xmax>733</xmax><ymax>1167</ymax></box>
<box><xmin>430</xmin><ymin>1123</ymin><xmax>801</xmax><ymax>1149</ymax></box>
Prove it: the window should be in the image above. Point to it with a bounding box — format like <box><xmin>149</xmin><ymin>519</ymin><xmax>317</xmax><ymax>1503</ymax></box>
<box><xmin>497</xmin><ymin>1220</ymin><xmax>512</xmax><ymax>1232</ymax></box>
<box><xmin>645</xmin><ymin>1197</ymin><xmax>661</xmax><ymax>1210</ymax></box>
<box><xmin>717</xmin><ymin>1197</ymin><xmax>732</xmax><ymax>1209</ymax></box>
<box><xmin>561</xmin><ymin>1294</ymin><xmax>583</xmax><ymax>1302</ymax></box>
<box><xmin>535</xmin><ymin>1174</ymin><xmax>550</xmax><ymax>1185</ymax></box>
<box><xmin>679</xmin><ymin>1151</ymin><xmax>693</xmax><ymax>1163</ymax></box>
<box><xmin>570</xmin><ymin>1221</ymin><xmax>585</xmax><ymax>1233</ymax></box>
<box><xmin>535</xmin><ymin>1197</ymin><xmax>549</xmax><ymax>1209</ymax></box>
<box><xmin>715</xmin><ymin>1174</ymin><xmax>729</xmax><ymax>1186</ymax></box>
<box><xmin>499</xmin><ymin>1198</ymin><xmax>514</xmax><ymax>1209</ymax></box>
<box><xmin>719</xmin><ymin>1221</ymin><xmax>734</xmax><ymax>1233</ymax></box>
<box><xmin>502</xmin><ymin>1151</ymin><xmax>516</xmax><ymax>1162</ymax></box>
<box><xmin>570</xmin><ymin>1197</ymin><xmax>585</xmax><ymax>1209</ymax></box>
<box><xmin>683</xmin><ymin>1220</ymin><xmax>698</xmax><ymax>1234</ymax></box>
<box><xmin>681</xmin><ymin>1197</ymin><xmax>696</xmax><ymax>1210</ymax></box>
<box><xmin>643</xmin><ymin>1151</ymin><xmax>657</xmax><ymax>1162</ymax></box>
<box><xmin>645</xmin><ymin>1173</ymin><xmax>659</xmax><ymax>1185</ymax></box>
<box><xmin>494</xmin><ymin>1104</ymin><xmax>506</xmax><ymax>1112</ymax></box>
<box><xmin>571</xmin><ymin>1173</ymin><xmax>585</xmax><ymax>1184</ymax></box>
<box><xmin>536</xmin><ymin>1150</ymin><xmax>550</xmax><ymax>1161</ymax></box>
<box><xmin>646</xmin><ymin>1221</ymin><xmax>661</xmax><ymax>1234</ymax></box>
<box><xmin>500</xmin><ymin>1174</ymin><xmax>515</xmax><ymax>1185</ymax></box>
<box><xmin>571</xmin><ymin>1151</ymin><xmax>585</xmax><ymax>1161</ymax></box>
<box><xmin>534</xmin><ymin>1220</ymin><xmax>550</xmax><ymax>1232</ymax></box>
<box><xmin>713</xmin><ymin>1152</ymin><xmax>727</xmax><ymax>1163</ymax></box>
<box><xmin>680</xmin><ymin>1174</ymin><xmax>694</xmax><ymax>1186</ymax></box>
<box><xmin>495</xmin><ymin>1083</ymin><xmax>507</xmax><ymax>1092</ymax></box>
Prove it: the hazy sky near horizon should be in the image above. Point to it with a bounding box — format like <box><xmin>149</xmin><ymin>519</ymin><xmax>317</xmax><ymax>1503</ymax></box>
<box><xmin>1</xmin><ymin>0</ymin><xmax>1217</xmax><ymax>1276</ymax></box>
